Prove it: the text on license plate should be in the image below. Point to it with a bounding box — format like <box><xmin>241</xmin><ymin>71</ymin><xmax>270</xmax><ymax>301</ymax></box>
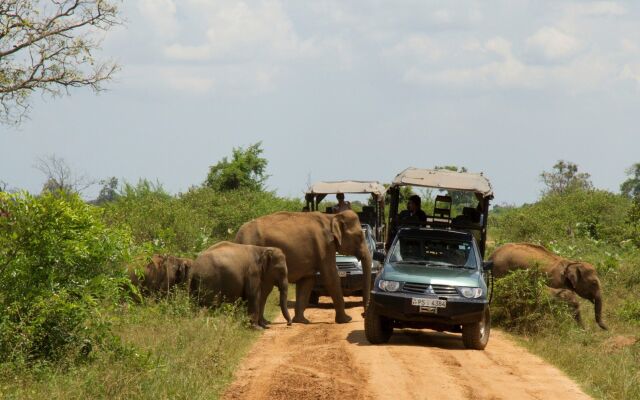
<box><xmin>338</xmin><ymin>271</ymin><xmax>347</xmax><ymax>277</ymax></box>
<box><xmin>411</xmin><ymin>298</ymin><xmax>446</xmax><ymax>308</ymax></box>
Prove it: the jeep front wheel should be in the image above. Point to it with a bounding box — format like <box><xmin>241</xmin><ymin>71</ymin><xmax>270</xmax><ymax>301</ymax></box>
<box><xmin>364</xmin><ymin>303</ymin><xmax>393</xmax><ymax>344</ymax></box>
<box><xmin>462</xmin><ymin>307</ymin><xmax>491</xmax><ymax>350</ymax></box>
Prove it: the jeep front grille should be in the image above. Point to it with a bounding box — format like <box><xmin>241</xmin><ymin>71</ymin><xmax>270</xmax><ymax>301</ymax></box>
<box><xmin>402</xmin><ymin>283</ymin><xmax>458</xmax><ymax>296</ymax></box>
<box><xmin>337</xmin><ymin>262</ymin><xmax>359</xmax><ymax>271</ymax></box>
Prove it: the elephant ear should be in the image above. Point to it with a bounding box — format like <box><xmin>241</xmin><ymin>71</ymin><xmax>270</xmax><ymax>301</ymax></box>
<box><xmin>259</xmin><ymin>248</ymin><xmax>274</xmax><ymax>275</ymax></box>
<box><xmin>564</xmin><ymin>262</ymin><xmax>581</xmax><ymax>290</ymax></box>
<box><xmin>331</xmin><ymin>215</ymin><xmax>344</xmax><ymax>249</ymax></box>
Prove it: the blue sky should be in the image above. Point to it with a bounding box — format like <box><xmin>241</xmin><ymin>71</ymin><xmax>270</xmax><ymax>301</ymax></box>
<box><xmin>2</xmin><ymin>0</ymin><xmax>639</xmax><ymax>205</ymax></box>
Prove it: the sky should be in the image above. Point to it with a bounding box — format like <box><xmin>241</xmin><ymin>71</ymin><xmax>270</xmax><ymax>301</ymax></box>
<box><xmin>2</xmin><ymin>0</ymin><xmax>640</xmax><ymax>205</ymax></box>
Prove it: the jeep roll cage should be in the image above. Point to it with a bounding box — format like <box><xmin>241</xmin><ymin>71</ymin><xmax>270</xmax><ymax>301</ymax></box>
<box><xmin>304</xmin><ymin>180</ymin><xmax>386</xmax><ymax>243</ymax></box>
<box><xmin>386</xmin><ymin>168</ymin><xmax>494</xmax><ymax>258</ymax></box>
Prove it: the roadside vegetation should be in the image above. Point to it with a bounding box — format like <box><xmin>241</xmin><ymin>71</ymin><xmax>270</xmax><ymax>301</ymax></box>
<box><xmin>489</xmin><ymin>161</ymin><xmax>640</xmax><ymax>400</ymax></box>
<box><xmin>0</xmin><ymin>143</ymin><xmax>301</xmax><ymax>399</ymax></box>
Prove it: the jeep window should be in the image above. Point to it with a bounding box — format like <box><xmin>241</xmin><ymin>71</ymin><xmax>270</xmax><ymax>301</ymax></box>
<box><xmin>389</xmin><ymin>237</ymin><xmax>477</xmax><ymax>269</ymax></box>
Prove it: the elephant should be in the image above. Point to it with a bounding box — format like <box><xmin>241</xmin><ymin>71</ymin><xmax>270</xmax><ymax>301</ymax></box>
<box><xmin>188</xmin><ymin>241</ymin><xmax>292</xmax><ymax>328</ymax></box>
<box><xmin>235</xmin><ymin>210</ymin><xmax>372</xmax><ymax>325</ymax></box>
<box><xmin>129</xmin><ymin>254</ymin><xmax>192</xmax><ymax>296</ymax></box>
<box><xmin>489</xmin><ymin>243</ymin><xmax>607</xmax><ymax>330</ymax></box>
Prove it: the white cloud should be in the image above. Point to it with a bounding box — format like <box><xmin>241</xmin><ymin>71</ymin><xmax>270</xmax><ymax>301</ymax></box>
<box><xmin>138</xmin><ymin>0</ymin><xmax>178</xmax><ymax>36</ymax></box>
<box><xmin>620</xmin><ymin>63</ymin><xmax>640</xmax><ymax>86</ymax></box>
<box><xmin>159</xmin><ymin>0</ymin><xmax>308</xmax><ymax>62</ymax></box>
<box><xmin>386</xmin><ymin>35</ymin><xmax>442</xmax><ymax>62</ymax></box>
<box><xmin>164</xmin><ymin>44</ymin><xmax>211</xmax><ymax>61</ymax></box>
<box><xmin>566</xmin><ymin>1</ymin><xmax>626</xmax><ymax>17</ymax></box>
<box><xmin>527</xmin><ymin>27</ymin><xmax>581</xmax><ymax>60</ymax></box>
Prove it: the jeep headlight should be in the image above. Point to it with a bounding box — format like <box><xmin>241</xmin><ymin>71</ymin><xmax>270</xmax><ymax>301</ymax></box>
<box><xmin>378</xmin><ymin>280</ymin><xmax>401</xmax><ymax>292</ymax></box>
<box><xmin>459</xmin><ymin>287</ymin><xmax>483</xmax><ymax>299</ymax></box>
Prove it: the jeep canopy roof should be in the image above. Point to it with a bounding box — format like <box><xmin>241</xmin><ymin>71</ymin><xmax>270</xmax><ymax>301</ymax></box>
<box><xmin>306</xmin><ymin>181</ymin><xmax>386</xmax><ymax>198</ymax></box>
<box><xmin>305</xmin><ymin>180</ymin><xmax>386</xmax><ymax>242</ymax></box>
<box><xmin>391</xmin><ymin>168</ymin><xmax>493</xmax><ymax>199</ymax></box>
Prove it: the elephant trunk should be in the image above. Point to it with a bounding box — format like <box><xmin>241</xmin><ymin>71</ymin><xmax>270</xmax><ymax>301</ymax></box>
<box><xmin>594</xmin><ymin>293</ymin><xmax>608</xmax><ymax>330</ymax></box>
<box><xmin>279</xmin><ymin>284</ymin><xmax>292</xmax><ymax>325</ymax></box>
<box><xmin>360</xmin><ymin>246</ymin><xmax>372</xmax><ymax>312</ymax></box>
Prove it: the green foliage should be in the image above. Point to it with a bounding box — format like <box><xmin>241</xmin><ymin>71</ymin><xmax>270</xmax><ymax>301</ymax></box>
<box><xmin>620</xmin><ymin>163</ymin><xmax>640</xmax><ymax>198</ymax></box>
<box><xmin>95</xmin><ymin>177</ymin><xmax>119</xmax><ymax>204</ymax></box>
<box><xmin>626</xmin><ymin>195</ymin><xmax>640</xmax><ymax>247</ymax></box>
<box><xmin>617</xmin><ymin>299</ymin><xmax>640</xmax><ymax>324</ymax></box>
<box><xmin>205</xmin><ymin>142</ymin><xmax>269</xmax><ymax>192</ymax></box>
<box><xmin>102</xmin><ymin>182</ymin><xmax>302</xmax><ymax>255</ymax></box>
<box><xmin>491</xmin><ymin>189</ymin><xmax>632</xmax><ymax>246</ymax></box>
<box><xmin>0</xmin><ymin>192</ymin><xmax>131</xmax><ymax>364</ymax></box>
<box><xmin>492</xmin><ymin>269</ymin><xmax>574</xmax><ymax>334</ymax></box>
<box><xmin>540</xmin><ymin>160</ymin><xmax>593</xmax><ymax>195</ymax></box>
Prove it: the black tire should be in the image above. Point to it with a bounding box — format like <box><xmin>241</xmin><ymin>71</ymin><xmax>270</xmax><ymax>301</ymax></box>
<box><xmin>462</xmin><ymin>307</ymin><xmax>491</xmax><ymax>350</ymax></box>
<box><xmin>308</xmin><ymin>291</ymin><xmax>320</xmax><ymax>306</ymax></box>
<box><xmin>364</xmin><ymin>303</ymin><xmax>393</xmax><ymax>344</ymax></box>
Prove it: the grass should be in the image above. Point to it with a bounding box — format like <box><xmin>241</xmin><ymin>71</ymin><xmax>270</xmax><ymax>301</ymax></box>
<box><xmin>0</xmin><ymin>290</ymin><xmax>283</xmax><ymax>400</ymax></box>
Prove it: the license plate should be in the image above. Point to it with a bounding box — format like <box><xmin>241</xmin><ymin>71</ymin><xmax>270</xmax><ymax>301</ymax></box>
<box><xmin>338</xmin><ymin>271</ymin><xmax>347</xmax><ymax>277</ymax></box>
<box><xmin>411</xmin><ymin>298</ymin><xmax>446</xmax><ymax>308</ymax></box>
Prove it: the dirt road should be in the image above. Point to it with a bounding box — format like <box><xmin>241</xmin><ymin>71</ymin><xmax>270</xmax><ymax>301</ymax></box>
<box><xmin>223</xmin><ymin>297</ymin><xmax>591</xmax><ymax>400</ymax></box>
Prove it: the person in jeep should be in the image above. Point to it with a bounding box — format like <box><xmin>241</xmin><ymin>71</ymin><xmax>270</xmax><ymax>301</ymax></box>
<box><xmin>399</xmin><ymin>195</ymin><xmax>427</xmax><ymax>224</ymax></box>
<box><xmin>332</xmin><ymin>193</ymin><xmax>352</xmax><ymax>213</ymax></box>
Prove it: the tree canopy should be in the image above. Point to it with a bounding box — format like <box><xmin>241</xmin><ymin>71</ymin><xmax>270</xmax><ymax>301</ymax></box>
<box><xmin>0</xmin><ymin>0</ymin><xmax>120</xmax><ymax>125</ymax></box>
<box><xmin>621</xmin><ymin>163</ymin><xmax>640</xmax><ymax>199</ymax></box>
<box><xmin>540</xmin><ymin>160</ymin><xmax>592</xmax><ymax>195</ymax></box>
<box><xmin>204</xmin><ymin>142</ymin><xmax>269</xmax><ymax>192</ymax></box>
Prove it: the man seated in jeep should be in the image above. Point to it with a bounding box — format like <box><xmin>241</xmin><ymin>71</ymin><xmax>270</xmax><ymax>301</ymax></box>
<box><xmin>332</xmin><ymin>193</ymin><xmax>352</xmax><ymax>213</ymax></box>
<box><xmin>398</xmin><ymin>195</ymin><xmax>427</xmax><ymax>224</ymax></box>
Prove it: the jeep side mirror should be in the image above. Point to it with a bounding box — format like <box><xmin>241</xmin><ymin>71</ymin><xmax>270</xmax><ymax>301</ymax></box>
<box><xmin>483</xmin><ymin>260</ymin><xmax>493</xmax><ymax>271</ymax></box>
<box><xmin>373</xmin><ymin>251</ymin><xmax>385</xmax><ymax>263</ymax></box>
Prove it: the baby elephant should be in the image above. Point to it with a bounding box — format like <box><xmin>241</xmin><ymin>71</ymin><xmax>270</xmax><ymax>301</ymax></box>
<box><xmin>189</xmin><ymin>241</ymin><xmax>292</xmax><ymax>328</ymax></box>
<box><xmin>129</xmin><ymin>254</ymin><xmax>193</xmax><ymax>296</ymax></box>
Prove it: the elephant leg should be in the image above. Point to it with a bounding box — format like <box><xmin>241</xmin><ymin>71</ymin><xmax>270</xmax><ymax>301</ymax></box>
<box><xmin>292</xmin><ymin>277</ymin><xmax>314</xmax><ymax>324</ymax></box>
<box><xmin>549</xmin><ymin>288</ymin><xmax>583</xmax><ymax>327</ymax></box>
<box><xmin>320</xmin><ymin>262</ymin><xmax>351</xmax><ymax>324</ymax></box>
<box><xmin>258</xmin><ymin>283</ymin><xmax>274</xmax><ymax>327</ymax></box>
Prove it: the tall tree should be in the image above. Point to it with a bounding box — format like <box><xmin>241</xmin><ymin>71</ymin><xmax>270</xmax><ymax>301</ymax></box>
<box><xmin>205</xmin><ymin>142</ymin><xmax>269</xmax><ymax>192</ymax></box>
<box><xmin>35</xmin><ymin>154</ymin><xmax>93</xmax><ymax>195</ymax></box>
<box><xmin>620</xmin><ymin>163</ymin><xmax>640</xmax><ymax>199</ymax></box>
<box><xmin>540</xmin><ymin>160</ymin><xmax>592</xmax><ymax>195</ymax></box>
<box><xmin>0</xmin><ymin>0</ymin><xmax>121</xmax><ymax>125</ymax></box>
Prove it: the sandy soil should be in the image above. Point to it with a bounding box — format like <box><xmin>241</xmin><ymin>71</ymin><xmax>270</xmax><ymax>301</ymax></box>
<box><xmin>223</xmin><ymin>297</ymin><xmax>592</xmax><ymax>400</ymax></box>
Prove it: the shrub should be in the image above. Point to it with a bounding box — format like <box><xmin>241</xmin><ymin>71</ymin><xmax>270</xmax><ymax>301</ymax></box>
<box><xmin>617</xmin><ymin>299</ymin><xmax>640</xmax><ymax>324</ymax></box>
<box><xmin>0</xmin><ymin>191</ymin><xmax>131</xmax><ymax>364</ymax></box>
<box><xmin>491</xmin><ymin>269</ymin><xmax>574</xmax><ymax>334</ymax></box>
<box><xmin>102</xmin><ymin>183</ymin><xmax>303</xmax><ymax>255</ymax></box>
<box><xmin>492</xmin><ymin>189</ymin><xmax>632</xmax><ymax>245</ymax></box>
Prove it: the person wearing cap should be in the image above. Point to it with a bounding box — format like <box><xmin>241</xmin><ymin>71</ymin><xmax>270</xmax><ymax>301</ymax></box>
<box><xmin>332</xmin><ymin>193</ymin><xmax>352</xmax><ymax>213</ymax></box>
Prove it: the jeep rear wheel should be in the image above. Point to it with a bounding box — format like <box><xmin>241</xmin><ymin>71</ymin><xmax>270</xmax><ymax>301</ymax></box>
<box><xmin>462</xmin><ymin>307</ymin><xmax>490</xmax><ymax>350</ymax></box>
<box><xmin>364</xmin><ymin>303</ymin><xmax>393</xmax><ymax>344</ymax></box>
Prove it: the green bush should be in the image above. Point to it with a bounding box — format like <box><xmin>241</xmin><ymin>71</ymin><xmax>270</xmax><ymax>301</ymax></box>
<box><xmin>491</xmin><ymin>189</ymin><xmax>632</xmax><ymax>246</ymax></box>
<box><xmin>492</xmin><ymin>269</ymin><xmax>574</xmax><ymax>334</ymax></box>
<box><xmin>102</xmin><ymin>183</ymin><xmax>302</xmax><ymax>255</ymax></box>
<box><xmin>0</xmin><ymin>192</ymin><xmax>131</xmax><ymax>364</ymax></box>
<box><xmin>617</xmin><ymin>299</ymin><xmax>640</xmax><ymax>324</ymax></box>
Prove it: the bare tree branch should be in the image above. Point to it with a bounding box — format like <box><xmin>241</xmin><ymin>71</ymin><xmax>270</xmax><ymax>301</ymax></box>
<box><xmin>0</xmin><ymin>0</ymin><xmax>121</xmax><ymax>125</ymax></box>
<box><xmin>34</xmin><ymin>154</ymin><xmax>95</xmax><ymax>195</ymax></box>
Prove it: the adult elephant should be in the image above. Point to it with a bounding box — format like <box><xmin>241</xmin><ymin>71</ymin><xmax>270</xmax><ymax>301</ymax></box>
<box><xmin>189</xmin><ymin>241</ymin><xmax>291</xmax><ymax>328</ymax></box>
<box><xmin>235</xmin><ymin>210</ymin><xmax>372</xmax><ymax>325</ymax></box>
<box><xmin>129</xmin><ymin>254</ymin><xmax>192</xmax><ymax>296</ymax></box>
<box><xmin>490</xmin><ymin>243</ymin><xmax>607</xmax><ymax>330</ymax></box>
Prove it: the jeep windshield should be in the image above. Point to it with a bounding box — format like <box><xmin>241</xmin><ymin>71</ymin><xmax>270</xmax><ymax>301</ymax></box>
<box><xmin>388</xmin><ymin>236</ymin><xmax>477</xmax><ymax>269</ymax></box>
